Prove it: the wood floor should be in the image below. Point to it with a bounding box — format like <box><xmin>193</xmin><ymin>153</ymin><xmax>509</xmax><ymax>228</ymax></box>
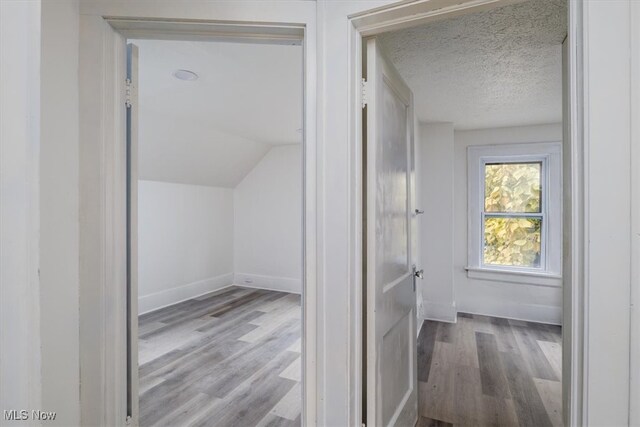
<box><xmin>416</xmin><ymin>313</ymin><xmax>562</xmax><ymax>427</ymax></box>
<box><xmin>138</xmin><ymin>286</ymin><xmax>301</xmax><ymax>427</ymax></box>
<box><xmin>139</xmin><ymin>289</ymin><xmax>560</xmax><ymax>427</ymax></box>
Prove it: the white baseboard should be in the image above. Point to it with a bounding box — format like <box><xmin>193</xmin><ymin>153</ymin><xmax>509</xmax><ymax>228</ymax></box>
<box><xmin>457</xmin><ymin>302</ymin><xmax>562</xmax><ymax>325</ymax></box>
<box><xmin>420</xmin><ymin>300</ymin><xmax>457</xmax><ymax>323</ymax></box>
<box><xmin>234</xmin><ymin>273</ymin><xmax>301</xmax><ymax>294</ymax></box>
<box><xmin>417</xmin><ymin>317</ymin><xmax>424</xmax><ymax>337</ymax></box>
<box><xmin>139</xmin><ymin>273</ymin><xmax>234</xmax><ymax>314</ymax></box>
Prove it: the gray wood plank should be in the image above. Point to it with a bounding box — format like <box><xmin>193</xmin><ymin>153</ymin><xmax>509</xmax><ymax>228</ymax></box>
<box><xmin>198</xmin><ymin>319</ymin><xmax>301</xmax><ymax>398</ymax></box>
<box><xmin>138</xmin><ymin>286</ymin><xmax>302</xmax><ymax>427</ymax></box>
<box><xmin>139</xmin><ymin>314</ymin><xmax>260</xmax><ymax>379</ymax></box>
<box><xmin>417</xmin><ymin>320</ymin><xmax>439</xmax><ymax>382</ymax></box>
<box><xmin>418</xmin><ymin>314</ymin><xmax>561</xmax><ymax>427</ymax></box>
<box><xmin>512</xmin><ymin>326</ymin><xmax>560</xmax><ymax>381</ymax></box>
<box><xmin>139</xmin><ymin>287</ymin><xmax>244</xmax><ymax>324</ymax></box>
<box><xmin>501</xmin><ymin>350</ymin><xmax>554</xmax><ymax>427</ymax></box>
<box><xmin>416</xmin><ymin>416</ymin><xmax>453</xmax><ymax>427</ymax></box>
<box><xmin>258</xmin><ymin>414</ymin><xmax>301</xmax><ymax>427</ymax></box>
<box><xmin>435</xmin><ymin>322</ymin><xmax>454</xmax><ymax>344</ymax></box>
<box><xmin>490</xmin><ymin>317</ymin><xmax>520</xmax><ymax>353</ymax></box>
<box><xmin>475</xmin><ymin>332</ymin><xmax>511</xmax><ymax>399</ymax></box>
<box><xmin>190</xmin><ymin>352</ymin><xmax>299</xmax><ymax>427</ymax></box>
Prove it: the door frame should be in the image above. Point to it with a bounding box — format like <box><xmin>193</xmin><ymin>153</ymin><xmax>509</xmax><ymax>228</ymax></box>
<box><xmin>347</xmin><ymin>0</ymin><xmax>585</xmax><ymax>425</ymax></box>
<box><xmin>79</xmin><ymin>17</ymin><xmax>314</xmax><ymax>426</ymax></box>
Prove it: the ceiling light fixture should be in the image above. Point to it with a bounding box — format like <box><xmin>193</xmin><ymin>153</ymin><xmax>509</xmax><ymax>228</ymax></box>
<box><xmin>173</xmin><ymin>69</ymin><xmax>199</xmax><ymax>81</ymax></box>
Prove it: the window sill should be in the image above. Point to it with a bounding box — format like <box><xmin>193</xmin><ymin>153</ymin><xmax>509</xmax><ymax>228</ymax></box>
<box><xmin>465</xmin><ymin>266</ymin><xmax>562</xmax><ymax>288</ymax></box>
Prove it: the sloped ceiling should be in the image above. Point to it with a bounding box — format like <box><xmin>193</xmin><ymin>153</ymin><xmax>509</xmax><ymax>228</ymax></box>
<box><xmin>379</xmin><ymin>0</ymin><xmax>567</xmax><ymax>130</ymax></box>
<box><xmin>137</xmin><ymin>39</ymin><xmax>302</xmax><ymax>188</ymax></box>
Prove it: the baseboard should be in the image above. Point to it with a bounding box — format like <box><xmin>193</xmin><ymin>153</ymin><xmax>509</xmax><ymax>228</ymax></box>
<box><xmin>420</xmin><ymin>300</ymin><xmax>458</xmax><ymax>323</ymax></box>
<box><xmin>234</xmin><ymin>273</ymin><xmax>301</xmax><ymax>294</ymax></box>
<box><xmin>457</xmin><ymin>303</ymin><xmax>562</xmax><ymax>325</ymax></box>
<box><xmin>138</xmin><ymin>273</ymin><xmax>234</xmax><ymax>314</ymax></box>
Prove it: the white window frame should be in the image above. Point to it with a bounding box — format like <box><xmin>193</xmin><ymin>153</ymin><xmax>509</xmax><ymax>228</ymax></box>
<box><xmin>467</xmin><ymin>142</ymin><xmax>562</xmax><ymax>287</ymax></box>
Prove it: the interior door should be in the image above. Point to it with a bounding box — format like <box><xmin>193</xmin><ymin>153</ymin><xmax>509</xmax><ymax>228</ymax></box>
<box><xmin>126</xmin><ymin>42</ymin><xmax>139</xmax><ymax>425</ymax></box>
<box><xmin>365</xmin><ymin>37</ymin><xmax>418</xmax><ymax>427</ymax></box>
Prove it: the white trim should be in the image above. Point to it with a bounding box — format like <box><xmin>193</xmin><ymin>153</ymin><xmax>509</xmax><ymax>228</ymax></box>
<box><xmin>457</xmin><ymin>309</ymin><xmax>562</xmax><ymax>327</ymax></box>
<box><xmin>80</xmin><ymin>15</ymin><xmax>315</xmax><ymax>427</ymax></box>
<box><xmin>420</xmin><ymin>301</ymin><xmax>457</xmax><ymax>324</ymax></box>
<box><xmin>138</xmin><ymin>283</ymin><xmax>237</xmax><ymax>316</ymax></box>
<box><xmin>349</xmin><ymin>1</ymin><xmax>585</xmax><ymax>425</ymax></box>
<box><xmin>629</xmin><ymin>0</ymin><xmax>640</xmax><ymax>423</ymax></box>
<box><xmin>465</xmin><ymin>267</ymin><xmax>562</xmax><ymax>288</ymax></box>
<box><xmin>138</xmin><ymin>273</ymin><xmax>234</xmax><ymax>314</ymax></box>
<box><xmin>467</xmin><ymin>142</ymin><xmax>563</xmax><ymax>280</ymax></box>
<box><xmin>107</xmin><ymin>18</ymin><xmax>304</xmax><ymax>45</ymax></box>
<box><xmin>350</xmin><ymin>0</ymin><xmax>526</xmax><ymax>37</ymax></box>
<box><xmin>416</xmin><ymin>319</ymin><xmax>424</xmax><ymax>337</ymax></box>
<box><xmin>563</xmin><ymin>1</ymin><xmax>586</xmax><ymax>424</ymax></box>
<box><xmin>234</xmin><ymin>273</ymin><xmax>302</xmax><ymax>295</ymax></box>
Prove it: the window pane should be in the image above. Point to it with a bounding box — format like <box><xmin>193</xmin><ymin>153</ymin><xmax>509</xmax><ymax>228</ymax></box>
<box><xmin>483</xmin><ymin>217</ymin><xmax>542</xmax><ymax>267</ymax></box>
<box><xmin>484</xmin><ymin>162</ymin><xmax>541</xmax><ymax>213</ymax></box>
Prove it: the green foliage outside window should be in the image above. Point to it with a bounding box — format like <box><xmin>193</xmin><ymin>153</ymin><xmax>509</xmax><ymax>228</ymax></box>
<box><xmin>483</xmin><ymin>162</ymin><xmax>542</xmax><ymax>268</ymax></box>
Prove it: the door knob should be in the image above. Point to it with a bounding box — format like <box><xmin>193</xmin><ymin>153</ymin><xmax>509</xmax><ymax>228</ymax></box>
<box><xmin>414</xmin><ymin>269</ymin><xmax>424</xmax><ymax>279</ymax></box>
<box><xmin>415</xmin><ymin>209</ymin><xmax>424</xmax><ymax>215</ymax></box>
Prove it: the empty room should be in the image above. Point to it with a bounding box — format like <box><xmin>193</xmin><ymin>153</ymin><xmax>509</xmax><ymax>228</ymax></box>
<box><xmin>132</xmin><ymin>38</ymin><xmax>304</xmax><ymax>426</ymax></box>
<box><xmin>364</xmin><ymin>0</ymin><xmax>567</xmax><ymax>425</ymax></box>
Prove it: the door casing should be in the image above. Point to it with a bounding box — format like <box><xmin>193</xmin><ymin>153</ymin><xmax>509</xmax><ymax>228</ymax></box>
<box><xmin>348</xmin><ymin>1</ymin><xmax>586</xmax><ymax>426</ymax></box>
<box><xmin>79</xmin><ymin>17</ymin><xmax>314</xmax><ymax>427</ymax></box>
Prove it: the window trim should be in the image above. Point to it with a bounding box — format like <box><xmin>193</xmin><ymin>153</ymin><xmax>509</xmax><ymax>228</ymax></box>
<box><xmin>467</xmin><ymin>142</ymin><xmax>562</xmax><ymax>286</ymax></box>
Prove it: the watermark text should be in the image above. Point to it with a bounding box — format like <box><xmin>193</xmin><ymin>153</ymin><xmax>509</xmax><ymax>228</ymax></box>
<box><xmin>4</xmin><ymin>410</ymin><xmax>57</xmax><ymax>421</ymax></box>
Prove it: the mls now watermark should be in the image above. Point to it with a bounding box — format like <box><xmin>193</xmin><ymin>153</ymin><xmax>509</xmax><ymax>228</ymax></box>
<box><xmin>4</xmin><ymin>410</ymin><xmax>57</xmax><ymax>421</ymax></box>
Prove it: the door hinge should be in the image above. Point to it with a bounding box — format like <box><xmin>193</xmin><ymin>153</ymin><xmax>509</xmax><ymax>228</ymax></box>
<box><xmin>361</xmin><ymin>78</ymin><xmax>368</xmax><ymax>109</ymax></box>
<box><xmin>125</xmin><ymin>78</ymin><xmax>133</xmax><ymax>109</ymax></box>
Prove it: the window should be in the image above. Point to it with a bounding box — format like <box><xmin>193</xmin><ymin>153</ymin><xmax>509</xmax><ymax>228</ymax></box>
<box><xmin>483</xmin><ymin>161</ymin><xmax>542</xmax><ymax>268</ymax></box>
<box><xmin>467</xmin><ymin>143</ymin><xmax>562</xmax><ymax>286</ymax></box>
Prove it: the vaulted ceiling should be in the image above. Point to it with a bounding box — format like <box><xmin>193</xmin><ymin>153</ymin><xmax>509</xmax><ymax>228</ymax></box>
<box><xmin>379</xmin><ymin>0</ymin><xmax>567</xmax><ymax>130</ymax></box>
<box><xmin>137</xmin><ymin>39</ymin><xmax>302</xmax><ymax>188</ymax></box>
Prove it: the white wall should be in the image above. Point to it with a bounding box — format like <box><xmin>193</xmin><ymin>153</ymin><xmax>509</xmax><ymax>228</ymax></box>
<box><xmin>416</xmin><ymin>122</ymin><xmax>563</xmax><ymax>325</ymax></box>
<box><xmin>138</xmin><ymin>145</ymin><xmax>302</xmax><ymax>310</ymax></box>
<box><xmin>39</xmin><ymin>1</ymin><xmax>81</xmax><ymax>424</ymax></box>
<box><xmin>417</xmin><ymin>123</ymin><xmax>456</xmax><ymax>322</ymax></box>
<box><xmin>453</xmin><ymin>124</ymin><xmax>563</xmax><ymax>324</ymax></box>
<box><xmin>234</xmin><ymin>145</ymin><xmax>302</xmax><ymax>293</ymax></box>
<box><xmin>138</xmin><ymin>180</ymin><xmax>234</xmax><ymax>313</ymax></box>
<box><xmin>60</xmin><ymin>0</ymin><xmax>636</xmax><ymax>425</ymax></box>
<box><xmin>0</xmin><ymin>0</ymin><xmax>43</xmax><ymax>419</ymax></box>
<box><xmin>584</xmin><ymin>1</ymin><xmax>632</xmax><ymax>423</ymax></box>
<box><xmin>630</xmin><ymin>2</ymin><xmax>640</xmax><ymax>423</ymax></box>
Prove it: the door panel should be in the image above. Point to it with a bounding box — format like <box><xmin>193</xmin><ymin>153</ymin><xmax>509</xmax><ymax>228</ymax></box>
<box><xmin>366</xmin><ymin>37</ymin><xmax>417</xmax><ymax>427</ymax></box>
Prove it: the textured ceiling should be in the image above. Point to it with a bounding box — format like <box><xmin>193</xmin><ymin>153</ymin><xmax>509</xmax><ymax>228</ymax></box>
<box><xmin>379</xmin><ymin>0</ymin><xmax>567</xmax><ymax>130</ymax></box>
<box><xmin>137</xmin><ymin>39</ymin><xmax>302</xmax><ymax>187</ymax></box>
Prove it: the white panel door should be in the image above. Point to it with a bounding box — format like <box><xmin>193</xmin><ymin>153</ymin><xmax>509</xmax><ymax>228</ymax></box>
<box><xmin>365</xmin><ymin>37</ymin><xmax>418</xmax><ymax>427</ymax></box>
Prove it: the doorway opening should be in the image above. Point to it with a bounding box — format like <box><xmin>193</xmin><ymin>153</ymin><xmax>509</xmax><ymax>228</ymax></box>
<box><xmin>128</xmin><ymin>36</ymin><xmax>305</xmax><ymax>426</ymax></box>
<box><xmin>360</xmin><ymin>0</ymin><xmax>572</xmax><ymax>425</ymax></box>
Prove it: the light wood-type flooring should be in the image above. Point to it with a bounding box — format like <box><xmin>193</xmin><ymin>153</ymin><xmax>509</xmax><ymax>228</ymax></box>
<box><xmin>138</xmin><ymin>286</ymin><xmax>301</xmax><ymax>427</ymax></box>
<box><xmin>416</xmin><ymin>313</ymin><xmax>562</xmax><ymax>427</ymax></box>
<box><xmin>140</xmin><ymin>289</ymin><xmax>561</xmax><ymax>427</ymax></box>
